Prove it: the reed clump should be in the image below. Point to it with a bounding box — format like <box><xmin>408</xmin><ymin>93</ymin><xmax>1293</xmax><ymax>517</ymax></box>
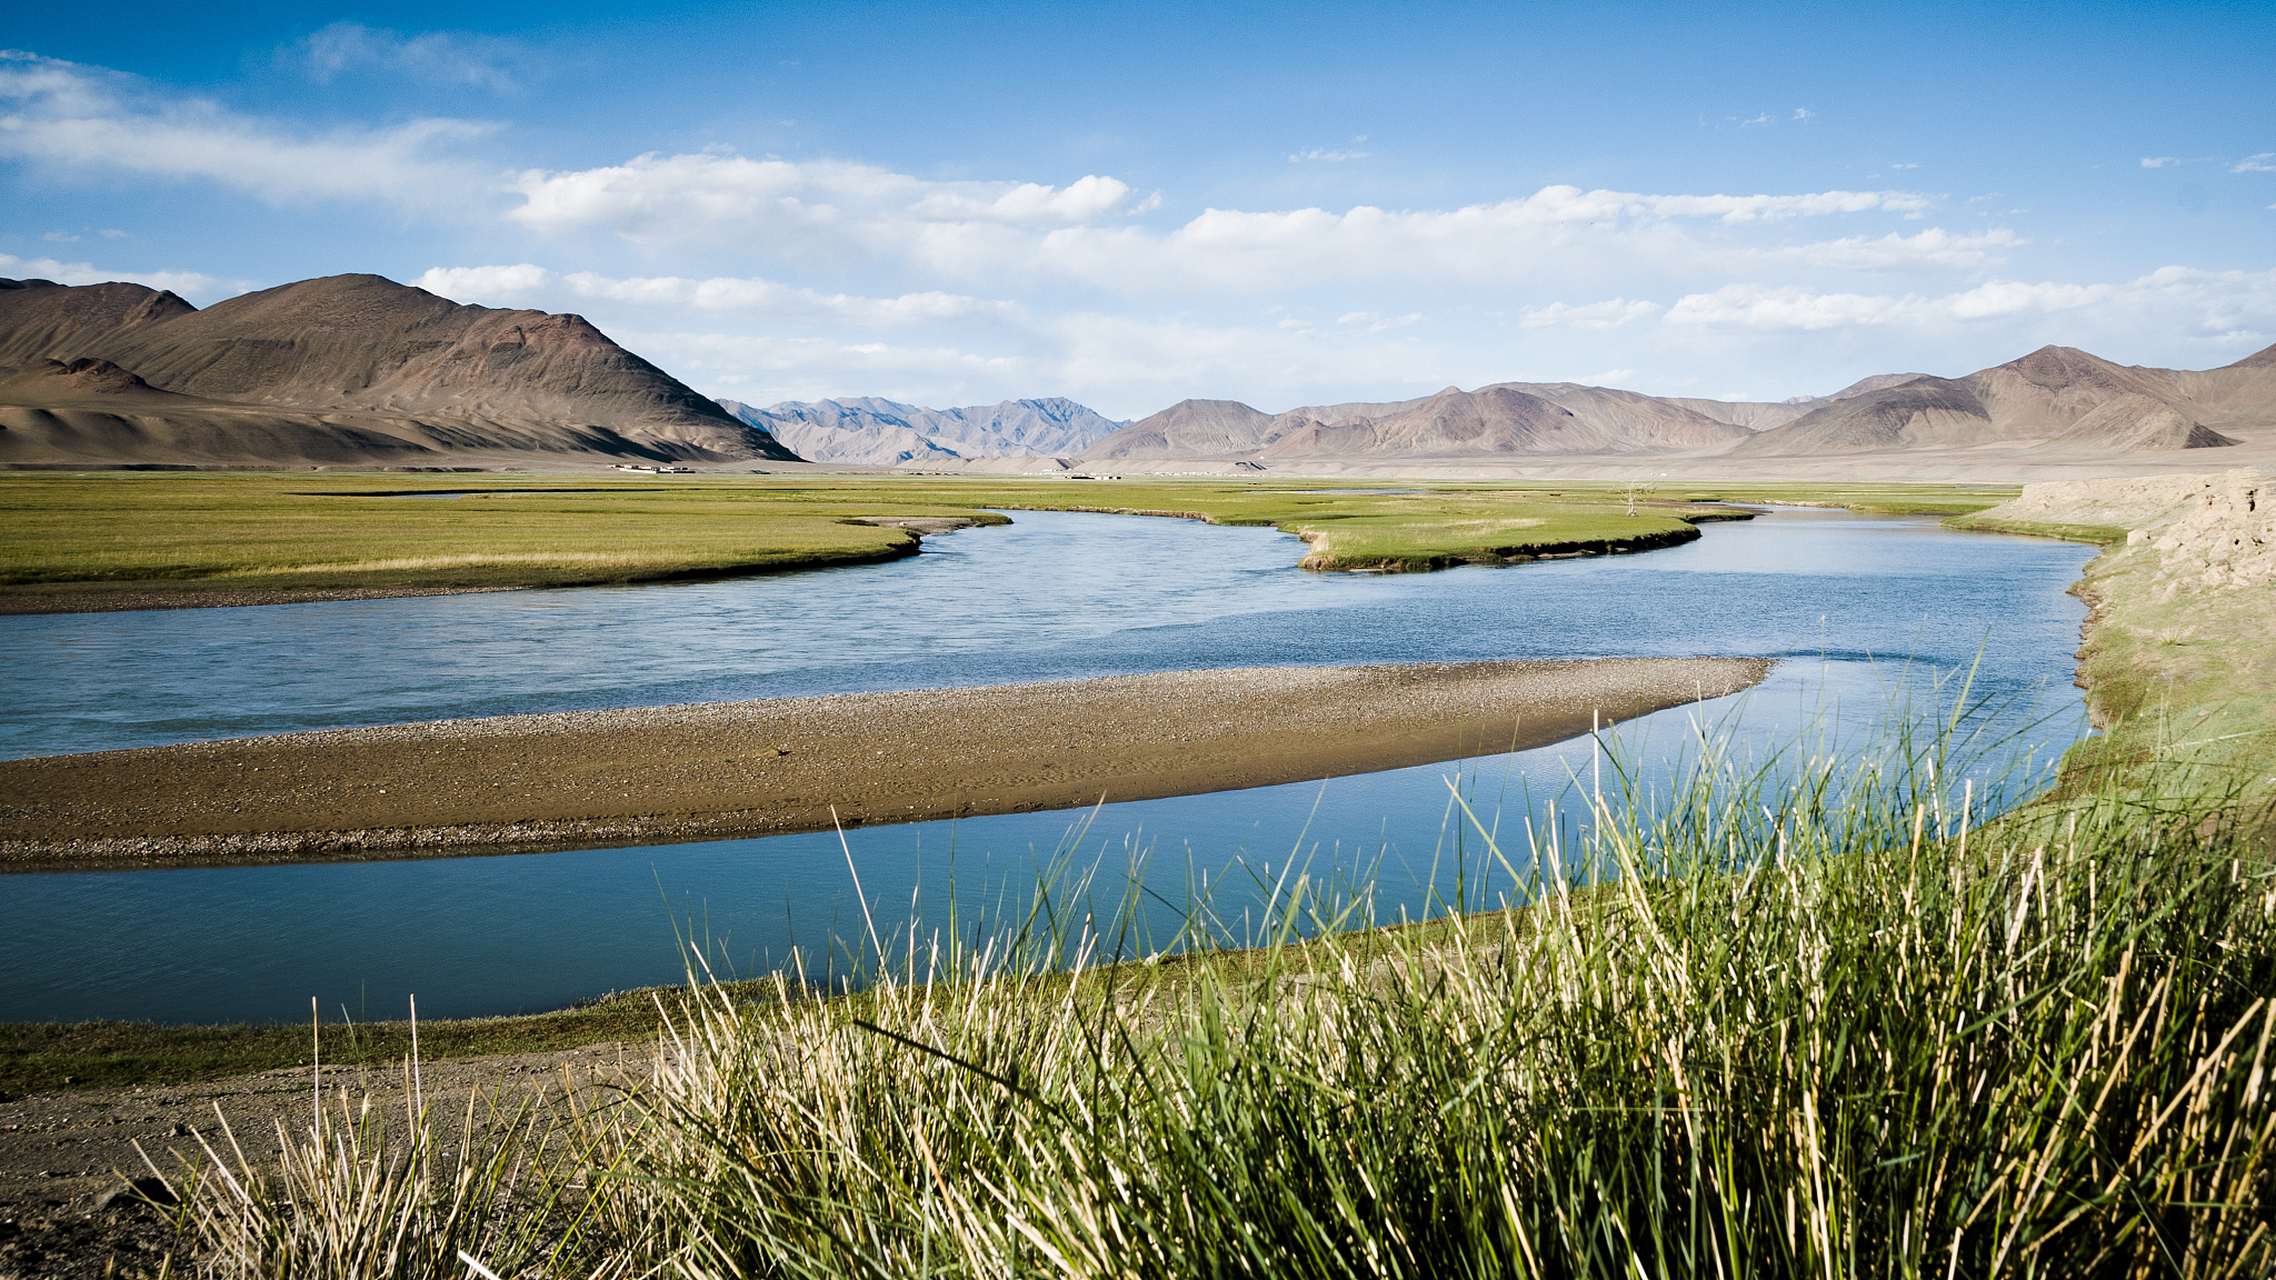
<box><xmin>143</xmin><ymin>1009</ymin><xmax>604</xmax><ymax>1279</ymax></box>
<box><xmin>171</xmin><ymin>722</ymin><xmax>2276</xmax><ymax>1277</ymax></box>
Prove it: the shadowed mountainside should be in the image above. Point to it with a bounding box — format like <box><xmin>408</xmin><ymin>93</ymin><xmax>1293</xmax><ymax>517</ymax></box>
<box><xmin>0</xmin><ymin>275</ymin><xmax>800</xmax><ymax>467</ymax></box>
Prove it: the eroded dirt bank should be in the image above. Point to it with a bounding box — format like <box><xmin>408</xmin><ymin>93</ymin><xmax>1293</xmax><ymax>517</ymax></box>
<box><xmin>0</xmin><ymin>657</ymin><xmax>1771</xmax><ymax>868</ymax></box>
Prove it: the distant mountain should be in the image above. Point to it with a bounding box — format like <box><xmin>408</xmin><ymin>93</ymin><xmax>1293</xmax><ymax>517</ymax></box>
<box><xmin>719</xmin><ymin>395</ymin><xmax>1125</xmax><ymax>465</ymax></box>
<box><xmin>1083</xmin><ymin>343</ymin><xmax>2275</xmax><ymax>465</ymax></box>
<box><xmin>1786</xmin><ymin>373</ymin><xmax>1939</xmax><ymax>407</ymax></box>
<box><xmin>1085</xmin><ymin>381</ymin><xmax>1751</xmax><ymax>460</ymax></box>
<box><xmin>1731</xmin><ymin>344</ymin><xmax>2272</xmax><ymax>458</ymax></box>
<box><xmin>0</xmin><ymin>274</ymin><xmax>799</xmax><ymax>467</ymax></box>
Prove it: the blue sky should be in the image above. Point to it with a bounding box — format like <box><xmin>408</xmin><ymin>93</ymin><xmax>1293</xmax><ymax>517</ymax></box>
<box><xmin>4</xmin><ymin>1</ymin><xmax>2272</xmax><ymax>417</ymax></box>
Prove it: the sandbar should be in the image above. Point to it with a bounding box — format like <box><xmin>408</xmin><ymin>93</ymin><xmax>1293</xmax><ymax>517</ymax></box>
<box><xmin>0</xmin><ymin>657</ymin><xmax>1771</xmax><ymax>867</ymax></box>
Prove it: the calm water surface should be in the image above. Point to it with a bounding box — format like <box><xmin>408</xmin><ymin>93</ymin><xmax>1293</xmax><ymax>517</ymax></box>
<box><xmin>0</xmin><ymin>509</ymin><xmax>2097</xmax><ymax>1023</ymax></box>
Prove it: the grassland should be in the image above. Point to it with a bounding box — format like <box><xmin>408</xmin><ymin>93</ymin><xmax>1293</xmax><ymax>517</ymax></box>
<box><xmin>0</xmin><ymin>472</ymin><xmax>2018</xmax><ymax>608</ymax></box>
<box><xmin>143</xmin><ymin>703</ymin><xmax>2276</xmax><ymax>1278</ymax></box>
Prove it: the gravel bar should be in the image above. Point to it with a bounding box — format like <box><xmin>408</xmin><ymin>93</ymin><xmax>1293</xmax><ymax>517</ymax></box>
<box><xmin>0</xmin><ymin>657</ymin><xmax>1772</xmax><ymax>868</ymax></box>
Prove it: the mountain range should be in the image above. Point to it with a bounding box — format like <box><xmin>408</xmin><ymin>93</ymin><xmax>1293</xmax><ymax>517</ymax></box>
<box><xmin>718</xmin><ymin>395</ymin><xmax>1125</xmax><ymax>466</ymax></box>
<box><xmin>6</xmin><ymin>271</ymin><xmax>2270</xmax><ymax>476</ymax></box>
<box><xmin>1079</xmin><ymin>344</ymin><xmax>2274</xmax><ymax>465</ymax></box>
<box><xmin>0</xmin><ymin>274</ymin><xmax>797</xmax><ymax>468</ymax></box>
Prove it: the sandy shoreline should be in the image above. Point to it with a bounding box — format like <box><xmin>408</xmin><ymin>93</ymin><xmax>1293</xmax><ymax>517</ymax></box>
<box><xmin>0</xmin><ymin>658</ymin><xmax>1770</xmax><ymax>868</ymax></box>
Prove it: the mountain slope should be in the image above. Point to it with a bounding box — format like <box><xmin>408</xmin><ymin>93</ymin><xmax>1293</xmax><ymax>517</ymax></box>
<box><xmin>2036</xmin><ymin>394</ymin><xmax>2237</xmax><ymax>453</ymax></box>
<box><xmin>1732</xmin><ymin>344</ymin><xmax>2269</xmax><ymax>458</ymax></box>
<box><xmin>1085</xmin><ymin>399</ymin><xmax>1280</xmax><ymax>459</ymax></box>
<box><xmin>1487</xmin><ymin>383</ymin><xmax>1754</xmax><ymax>451</ymax></box>
<box><xmin>1086</xmin><ymin>381</ymin><xmax>1752</xmax><ymax>460</ymax></box>
<box><xmin>1256</xmin><ymin>387</ymin><xmax>1583</xmax><ymax>457</ymax></box>
<box><xmin>0</xmin><ymin>274</ymin><xmax>799</xmax><ymax>466</ymax></box>
<box><xmin>0</xmin><ymin>279</ymin><xmax>197</xmax><ymax>369</ymax></box>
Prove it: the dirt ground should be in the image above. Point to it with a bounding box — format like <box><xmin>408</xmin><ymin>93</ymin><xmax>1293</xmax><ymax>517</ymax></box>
<box><xmin>1</xmin><ymin>657</ymin><xmax>1771</xmax><ymax>868</ymax></box>
<box><xmin>0</xmin><ymin>1042</ymin><xmax>641</xmax><ymax>1278</ymax></box>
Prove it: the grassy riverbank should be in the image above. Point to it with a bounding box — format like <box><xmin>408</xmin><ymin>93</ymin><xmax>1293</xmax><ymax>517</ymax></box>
<box><xmin>0</xmin><ymin>472</ymin><xmax>2015</xmax><ymax>608</ymax></box>
<box><xmin>1949</xmin><ymin>472</ymin><xmax>2276</xmax><ymax>829</ymax></box>
<box><xmin>140</xmin><ymin>711</ymin><xmax>2276</xmax><ymax>1278</ymax></box>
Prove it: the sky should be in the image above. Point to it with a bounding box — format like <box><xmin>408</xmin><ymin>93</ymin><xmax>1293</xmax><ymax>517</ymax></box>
<box><xmin>3</xmin><ymin>1</ymin><xmax>2272</xmax><ymax>419</ymax></box>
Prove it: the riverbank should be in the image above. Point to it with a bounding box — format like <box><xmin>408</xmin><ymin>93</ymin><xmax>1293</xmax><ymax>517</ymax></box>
<box><xmin>0</xmin><ymin>657</ymin><xmax>1769</xmax><ymax>867</ymax></box>
<box><xmin>2014</xmin><ymin>470</ymin><xmax>2276</xmax><ymax>826</ymax></box>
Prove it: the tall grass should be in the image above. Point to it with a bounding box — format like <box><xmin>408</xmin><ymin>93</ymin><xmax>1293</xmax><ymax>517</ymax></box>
<box><xmin>152</xmin><ymin>1007</ymin><xmax>600</xmax><ymax>1278</ymax></box>
<box><xmin>175</xmin><ymin>710</ymin><xmax>2275</xmax><ymax>1277</ymax></box>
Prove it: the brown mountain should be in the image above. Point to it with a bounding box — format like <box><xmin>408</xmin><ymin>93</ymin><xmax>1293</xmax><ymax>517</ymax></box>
<box><xmin>1258</xmin><ymin>386</ymin><xmax>1585</xmax><ymax>457</ymax></box>
<box><xmin>0</xmin><ymin>274</ymin><xmax>799</xmax><ymax>467</ymax></box>
<box><xmin>1733</xmin><ymin>344</ymin><xmax>2271</xmax><ymax>458</ymax></box>
<box><xmin>1086</xmin><ymin>381</ymin><xmax>1751</xmax><ymax>461</ymax></box>
<box><xmin>1079</xmin><ymin>341</ymin><xmax>2274</xmax><ymax>469</ymax></box>
<box><xmin>0</xmin><ymin>280</ymin><xmax>197</xmax><ymax>369</ymax></box>
<box><xmin>2035</xmin><ymin>394</ymin><xmax>2235</xmax><ymax>453</ymax></box>
<box><xmin>1490</xmin><ymin>383</ymin><xmax>1754</xmax><ymax>451</ymax></box>
<box><xmin>1081</xmin><ymin>398</ymin><xmax>1277</xmax><ymax>459</ymax></box>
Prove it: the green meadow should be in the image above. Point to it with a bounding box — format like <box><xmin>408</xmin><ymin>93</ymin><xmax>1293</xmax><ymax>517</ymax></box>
<box><xmin>0</xmin><ymin>471</ymin><xmax>2018</xmax><ymax>605</ymax></box>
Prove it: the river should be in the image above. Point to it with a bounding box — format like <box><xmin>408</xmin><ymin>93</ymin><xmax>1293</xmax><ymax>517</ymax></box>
<box><xmin>0</xmin><ymin>507</ymin><xmax>2097</xmax><ymax>1024</ymax></box>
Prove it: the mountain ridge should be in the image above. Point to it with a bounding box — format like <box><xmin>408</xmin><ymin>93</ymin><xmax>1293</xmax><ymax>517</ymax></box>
<box><xmin>1081</xmin><ymin>341</ymin><xmax>2275</xmax><ymax>465</ymax></box>
<box><xmin>0</xmin><ymin>274</ymin><xmax>800</xmax><ymax>467</ymax></box>
<box><xmin>1732</xmin><ymin>344</ymin><xmax>2269</xmax><ymax>459</ymax></box>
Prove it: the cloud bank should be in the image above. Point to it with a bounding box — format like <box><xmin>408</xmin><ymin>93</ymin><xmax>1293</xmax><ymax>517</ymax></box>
<box><xmin>7</xmin><ymin>48</ymin><xmax>2271</xmax><ymax>414</ymax></box>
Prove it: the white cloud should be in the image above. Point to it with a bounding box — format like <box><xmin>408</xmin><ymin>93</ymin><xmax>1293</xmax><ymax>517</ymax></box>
<box><xmin>2141</xmin><ymin>157</ymin><xmax>2181</xmax><ymax>168</ymax></box>
<box><xmin>1752</xmin><ymin>227</ymin><xmax>2023</xmax><ymax>271</ymax></box>
<box><xmin>1663</xmin><ymin>266</ymin><xmax>2276</xmax><ymax>339</ymax></box>
<box><xmin>907</xmin><ymin>174</ymin><xmax>1132</xmax><ymax>223</ymax></box>
<box><xmin>1517</xmin><ymin>299</ymin><xmax>1661</xmax><ymax>329</ymax></box>
<box><xmin>1289</xmin><ymin>148</ymin><xmax>1369</xmax><ymax>162</ymax></box>
<box><xmin>291</xmin><ymin>23</ymin><xmax>530</xmax><ymax>93</ymax></box>
<box><xmin>507</xmin><ymin>152</ymin><xmax>1140</xmax><ymax>253</ymax></box>
<box><xmin>1330</xmin><ymin>311</ymin><xmax>1424</xmax><ymax>332</ymax></box>
<box><xmin>40</xmin><ymin>230</ymin><xmax>76</xmax><ymax>242</ymax></box>
<box><xmin>501</xmin><ymin>150</ymin><xmax>1949</xmax><ymax>292</ymax></box>
<box><xmin>415</xmin><ymin>263</ymin><xmax>1019</xmax><ymax>329</ymax></box>
<box><xmin>1791</xmin><ymin>108</ymin><xmax>1815</xmax><ymax>121</ymax></box>
<box><xmin>0</xmin><ymin>51</ymin><xmax>495</xmax><ymax>209</ymax></box>
<box><xmin>0</xmin><ymin>251</ymin><xmax>237</xmax><ymax>300</ymax></box>
<box><xmin>2235</xmin><ymin>153</ymin><xmax>2276</xmax><ymax>173</ymax></box>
